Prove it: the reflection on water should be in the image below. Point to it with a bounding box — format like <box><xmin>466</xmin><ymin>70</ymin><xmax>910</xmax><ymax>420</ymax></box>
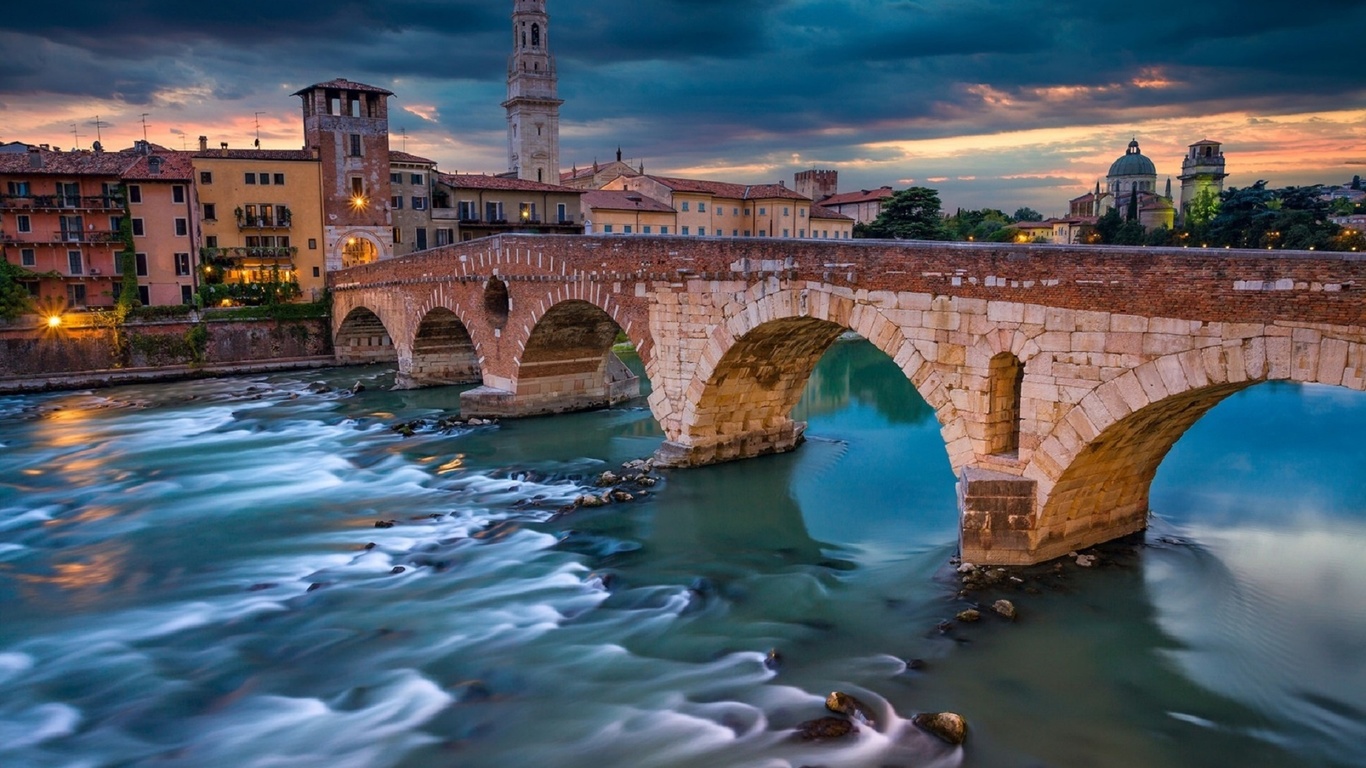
<box><xmin>0</xmin><ymin>341</ymin><xmax>1363</xmax><ymax>767</ymax></box>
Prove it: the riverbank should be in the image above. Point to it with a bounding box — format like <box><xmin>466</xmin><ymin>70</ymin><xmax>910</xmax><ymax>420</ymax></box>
<box><xmin>0</xmin><ymin>355</ymin><xmax>338</xmax><ymax>394</ymax></box>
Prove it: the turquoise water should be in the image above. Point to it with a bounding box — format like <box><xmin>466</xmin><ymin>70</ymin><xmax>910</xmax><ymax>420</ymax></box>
<box><xmin>0</xmin><ymin>341</ymin><xmax>1362</xmax><ymax>767</ymax></box>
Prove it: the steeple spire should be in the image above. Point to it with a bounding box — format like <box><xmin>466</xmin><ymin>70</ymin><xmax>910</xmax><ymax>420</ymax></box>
<box><xmin>503</xmin><ymin>0</ymin><xmax>562</xmax><ymax>183</ymax></box>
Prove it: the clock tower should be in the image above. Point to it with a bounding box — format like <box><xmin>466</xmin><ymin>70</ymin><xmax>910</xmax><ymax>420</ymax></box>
<box><xmin>503</xmin><ymin>0</ymin><xmax>562</xmax><ymax>184</ymax></box>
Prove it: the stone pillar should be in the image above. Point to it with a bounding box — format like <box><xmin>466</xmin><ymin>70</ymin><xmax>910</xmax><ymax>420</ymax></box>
<box><xmin>459</xmin><ymin>353</ymin><xmax>640</xmax><ymax>418</ymax></box>
<box><xmin>958</xmin><ymin>466</ymin><xmax>1039</xmax><ymax>566</ymax></box>
<box><xmin>653</xmin><ymin>420</ymin><xmax>807</xmax><ymax>467</ymax></box>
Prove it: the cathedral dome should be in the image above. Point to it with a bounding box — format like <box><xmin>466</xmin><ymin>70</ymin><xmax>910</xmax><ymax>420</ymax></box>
<box><xmin>1108</xmin><ymin>139</ymin><xmax>1156</xmax><ymax>177</ymax></box>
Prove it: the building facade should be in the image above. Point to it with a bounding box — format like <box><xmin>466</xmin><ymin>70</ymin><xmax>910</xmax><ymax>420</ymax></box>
<box><xmin>389</xmin><ymin>151</ymin><xmax>438</xmax><ymax>256</ymax></box>
<box><xmin>191</xmin><ymin>146</ymin><xmax>326</xmax><ymax>301</ymax></box>
<box><xmin>432</xmin><ymin>173</ymin><xmax>582</xmax><ymax>242</ymax></box>
<box><xmin>504</xmin><ymin>0</ymin><xmax>562</xmax><ymax>184</ymax></box>
<box><xmin>122</xmin><ymin>145</ymin><xmax>199</xmax><ymax>306</ymax></box>
<box><xmin>1178</xmin><ymin>140</ymin><xmax>1228</xmax><ymax>216</ymax></box>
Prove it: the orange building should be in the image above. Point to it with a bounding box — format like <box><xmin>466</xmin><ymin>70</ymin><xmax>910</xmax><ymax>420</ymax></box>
<box><xmin>121</xmin><ymin>144</ymin><xmax>199</xmax><ymax>305</ymax></box>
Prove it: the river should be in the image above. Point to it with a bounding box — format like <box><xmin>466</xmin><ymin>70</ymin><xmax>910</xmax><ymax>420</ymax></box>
<box><xmin>1</xmin><ymin>339</ymin><xmax>1362</xmax><ymax>767</ymax></box>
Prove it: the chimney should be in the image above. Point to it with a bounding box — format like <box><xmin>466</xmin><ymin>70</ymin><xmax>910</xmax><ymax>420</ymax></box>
<box><xmin>198</xmin><ymin>136</ymin><xmax>208</xmax><ymax>152</ymax></box>
<box><xmin>28</xmin><ymin>147</ymin><xmax>42</xmax><ymax>169</ymax></box>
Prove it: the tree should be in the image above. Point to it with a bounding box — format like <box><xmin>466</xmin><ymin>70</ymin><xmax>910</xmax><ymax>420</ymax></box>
<box><xmin>1185</xmin><ymin>187</ymin><xmax>1220</xmax><ymax>228</ymax></box>
<box><xmin>859</xmin><ymin>187</ymin><xmax>949</xmax><ymax>240</ymax></box>
<box><xmin>0</xmin><ymin>260</ymin><xmax>37</xmax><ymax>321</ymax></box>
<box><xmin>1012</xmin><ymin>207</ymin><xmax>1043</xmax><ymax>222</ymax></box>
<box><xmin>1125</xmin><ymin>191</ymin><xmax>1139</xmax><ymax>222</ymax></box>
<box><xmin>1095</xmin><ymin>207</ymin><xmax>1123</xmax><ymax>244</ymax></box>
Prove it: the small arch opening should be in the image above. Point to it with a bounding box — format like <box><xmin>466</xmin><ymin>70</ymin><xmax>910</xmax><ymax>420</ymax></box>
<box><xmin>484</xmin><ymin>278</ymin><xmax>510</xmax><ymax>329</ymax></box>
<box><xmin>986</xmin><ymin>352</ymin><xmax>1024</xmax><ymax>456</ymax></box>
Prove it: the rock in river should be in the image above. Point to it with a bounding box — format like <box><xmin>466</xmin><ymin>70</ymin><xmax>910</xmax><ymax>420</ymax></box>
<box><xmin>795</xmin><ymin>716</ymin><xmax>858</xmax><ymax>741</ymax></box>
<box><xmin>913</xmin><ymin>711</ymin><xmax>967</xmax><ymax>745</ymax></box>
<box><xmin>991</xmin><ymin>599</ymin><xmax>1017</xmax><ymax>621</ymax></box>
<box><xmin>825</xmin><ymin>691</ymin><xmax>877</xmax><ymax>727</ymax></box>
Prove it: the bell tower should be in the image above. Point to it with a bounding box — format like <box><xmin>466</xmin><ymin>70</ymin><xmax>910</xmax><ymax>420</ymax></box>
<box><xmin>503</xmin><ymin>0</ymin><xmax>562</xmax><ymax>184</ymax></box>
<box><xmin>1179</xmin><ymin>139</ymin><xmax>1228</xmax><ymax>218</ymax></box>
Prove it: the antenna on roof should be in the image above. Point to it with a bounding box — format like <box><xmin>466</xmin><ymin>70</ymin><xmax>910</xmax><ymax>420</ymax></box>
<box><xmin>140</xmin><ymin>114</ymin><xmax>150</xmax><ymax>143</ymax></box>
<box><xmin>89</xmin><ymin>115</ymin><xmax>109</xmax><ymax>147</ymax></box>
<box><xmin>400</xmin><ymin>127</ymin><xmax>408</xmax><ymax>153</ymax></box>
<box><xmin>254</xmin><ymin>112</ymin><xmax>264</xmax><ymax>148</ymax></box>
<box><xmin>70</xmin><ymin>124</ymin><xmax>82</xmax><ymax>149</ymax></box>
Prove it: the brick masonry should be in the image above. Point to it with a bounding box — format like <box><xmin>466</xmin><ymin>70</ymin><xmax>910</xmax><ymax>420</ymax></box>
<box><xmin>331</xmin><ymin>234</ymin><xmax>1366</xmax><ymax>564</ymax></box>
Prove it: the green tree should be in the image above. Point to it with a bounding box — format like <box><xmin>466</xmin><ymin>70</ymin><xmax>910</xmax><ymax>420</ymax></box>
<box><xmin>1185</xmin><ymin>187</ymin><xmax>1220</xmax><ymax>228</ymax></box>
<box><xmin>0</xmin><ymin>260</ymin><xmax>36</xmax><ymax>320</ymax></box>
<box><xmin>1095</xmin><ymin>207</ymin><xmax>1123</xmax><ymax>244</ymax></box>
<box><xmin>859</xmin><ymin>187</ymin><xmax>949</xmax><ymax>240</ymax></box>
<box><xmin>1012</xmin><ymin>207</ymin><xmax>1043</xmax><ymax>222</ymax></box>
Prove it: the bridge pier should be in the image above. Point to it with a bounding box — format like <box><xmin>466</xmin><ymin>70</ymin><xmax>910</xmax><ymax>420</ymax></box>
<box><xmin>652</xmin><ymin>419</ymin><xmax>807</xmax><ymax>467</ymax></box>
<box><xmin>459</xmin><ymin>353</ymin><xmax>641</xmax><ymax>418</ymax></box>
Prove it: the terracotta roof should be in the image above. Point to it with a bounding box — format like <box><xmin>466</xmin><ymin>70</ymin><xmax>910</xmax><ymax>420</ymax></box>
<box><xmin>192</xmin><ymin>149</ymin><xmax>317</xmax><ymax>161</ymax></box>
<box><xmin>292</xmin><ymin>78</ymin><xmax>394</xmax><ymax>97</ymax></box>
<box><xmin>437</xmin><ymin>173</ymin><xmax>580</xmax><ymax>193</ymax></box>
<box><xmin>389</xmin><ymin>150</ymin><xmax>436</xmax><ymax>166</ymax></box>
<box><xmin>1014</xmin><ymin>220</ymin><xmax>1054</xmax><ymax>230</ymax></box>
<box><xmin>122</xmin><ymin>151</ymin><xmax>195</xmax><ymax>181</ymax></box>
<box><xmin>0</xmin><ymin>148</ymin><xmax>138</xmax><ymax>176</ymax></box>
<box><xmin>809</xmin><ymin>204</ymin><xmax>854</xmax><ymax>221</ymax></box>
<box><xmin>819</xmin><ymin>187</ymin><xmax>895</xmax><ymax>206</ymax></box>
<box><xmin>581</xmin><ymin>189</ymin><xmax>674</xmax><ymax>213</ymax></box>
<box><xmin>560</xmin><ymin>160</ymin><xmax>638</xmax><ymax>183</ymax></box>
<box><xmin>644</xmin><ymin>175</ymin><xmax>810</xmax><ymax>201</ymax></box>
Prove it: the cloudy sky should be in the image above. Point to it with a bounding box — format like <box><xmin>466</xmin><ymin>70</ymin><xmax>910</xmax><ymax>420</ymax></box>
<box><xmin>3</xmin><ymin>0</ymin><xmax>1364</xmax><ymax>214</ymax></box>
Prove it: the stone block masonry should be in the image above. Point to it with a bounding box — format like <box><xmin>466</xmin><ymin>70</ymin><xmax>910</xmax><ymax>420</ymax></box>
<box><xmin>333</xmin><ymin>235</ymin><xmax>1366</xmax><ymax>564</ymax></box>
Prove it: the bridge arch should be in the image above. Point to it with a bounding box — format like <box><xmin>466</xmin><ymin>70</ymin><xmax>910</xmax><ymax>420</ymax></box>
<box><xmin>404</xmin><ymin>307</ymin><xmax>482</xmax><ymax>388</ymax></box>
<box><xmin>655</xmin><ymin>284</ymin><xmax>962</xmax><ymax>467</ymax></box>
<box><xmin>1026</xmin><ymin>331</ymin><xmax>1366</xmax><ymax>560</ymax></box>
<box><xmin>334</xmin><ymin>306</ymin><xmax>397</xmax><ymax>365</ymax></box>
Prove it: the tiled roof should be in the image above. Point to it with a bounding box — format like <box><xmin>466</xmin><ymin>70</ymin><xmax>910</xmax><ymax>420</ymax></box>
<box><xmin>0</xmin><ymin>148</ymin><xmax>137</xmax><ymax>176</ymax></box>
<box><xmin>819</xmin><ymin>187</ymin><xmax>895</xmax><ymax>206</ymax></box>
<box><xmin>810</xmin><ymin>204</ymin><xmax>854</xmax><ymax>221</ymax></box>
<box><xmin>192</xmin><ymin>148</ymin><xmax>317</xmax><ymax>161</ymax></box>
<box><xmin>437</xmin><ymin>173</ymin><xmax>581</xmax><ymax>193</ymax></box>
<box><xmin>292</xmin><ymin>78</ymin><xmax>394</xmax><ymax>97</ymax></box>
<box><xmin>389</xmin><ymin>150</ymin><xmax>436</xmax><ymax>166</ymax></box>
<box><xmin>581</xmin><ymin>189</ymin><xmax>674</xmax><ymax>213</ymax></box>
<box><xmin>122</xmin><ymin>151</ymin><xmax>195</xmax><ymax>181</ymax></box>
<box><xmin>644</xmin><ymin>175</ymin><xmax>810</xmax><ymax>201</ymax></box>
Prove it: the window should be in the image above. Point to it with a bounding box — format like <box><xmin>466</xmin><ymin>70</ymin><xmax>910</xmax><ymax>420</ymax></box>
<box><xmin>744</xmin><ymin>208</ymin><xmax>751</xmax><ymax>216</ymax></box>
<box><xmin>800</xmin><ymin>208</ymin><xmax>807</xmax><ymax>218</ymax></box>
<box><xmin>412</xmin><ymin>197</ymin><xmax>428</xmax><ymax>211</ymax></box>
<box><xmin>20</xmin><ymin>248</ymin><xmax>35</xmax><ymax>267</ymax></box>
<box><xmin>602</xmin><ymin>224</ymin><xmax>614</xmax><ymax>233</ymax></box>
<box><xmin>109</xmin><ymin>216</ymin><xmax>122</xmax><ymax>233</ymax></box>
<box><xmin>680</xmin><ymin>202</ymin><xmax>690</xmax><ymax>212</ymax></box>
<box><xmin>642</xmin><ymin>225</ymin><xmax>652</xmax><ymax>234</ymax></box>
<box><xmin>391</xmin><ymin>196</ymin><xmax>404</xmax><ymax>210</ymax></box>
<box><xmin>733</xmin><ymin>229</ymin><xmax>739</xmax><ymax>237</ymax></box>
<box><xmin>486</xmin><ymin>202</ymin><xmax>505</xmax><ymax>221</ymax></box>
<box><xmin>181</xmin><ymin>285</ymin><xmax>193</xmax><ymax>304</ymax></box>
<box><xmin>128</xmin><ymin>185</ymin><xmax>142</xmax><ymax>203</ymax></box>
<box><xmin>436</xmin><ymin>228</ymin><xmax>453</xmax><ymax>246</ymax></box>
<box><xmin>392</xmin><ymin>227</ymin><xmax>403</xmax><ymax>244</ymax></box>
<box><xmin>390</xmin><ymin>173</ymin><xmax>402</xmax><ymax>184</ymax></box>
<box><xmin>174</xmin><ymin>218</ymin><xmax>188</xmax><ymax>237</ymax></box>
<box><xmin>783</xmin><ymin>228</ymin><xmax>790</xmax><ymax>237</ymax></box>
<box><xmin>698</xmin><ymin>227</ymin><xmax>706</xmax><ymax>236</ymax></box>
<box><xmin>7</xmin><ymin>181</ymin><xmax>30</xmax><ymax>197</ymax></box>
<box><xmin>206</xmin><ymin>235</ymin><xmax>218</xmax><ymax>248</ymax></box>
<box><xmin>350</xmin><ymin>177</ymin><xmax>365</xmax><ymax>198</ymax></box>
<box><xmin>67</xmin><ymin>250</ymin><xmax>83</xmax><ymax>275</ymax></box>
<box><xmin>68</xmin><ymin>284</ymin><xmax>86</xmax><ymax>307</ymax></box>
<box><xmin>799</xmin><ymin>229</ymin><xmax>805</xmax><ymax>238</ymax></box>
<box><xmin>758</xmin><ymin>207</ymin><xmax>766</xmax><ymax>216</ymax></box>
<box><xmin>349</xmin><ymin>134</ymin><xmax>362</xmax><ymax>157</ymax></box>
<box><xmin>557</xmin><ymin>203</ymin><xmax>568</xmax><ymax>223</ymax></box>
<box><xmin>200</xmin><ymin>171</ymin><xmax>213</xmax><ymax>185</ymax></box>
<box><xmin>273</xmin><ymin>173</ymin><xmax>285</xmax><ymax>185</ymax></box>
<box><xmin>459</xmin><ymin>201</ymin><xmax>477</xmax><ymax>220</ymax></box>
<box><xmin>135</xmin><ymin>253</ymin><xmax>149</xmax><ymax>276</ymax></box>
<box><xmin>259</xmin><ymin>174</ymin><xmax>271</xmax><ymax>186</ymax></box>
<box><xmin>138</xmin><ymin>286</ymin><xmax>150</xmax><ymax>306</ymax></box>
<box><xmin>734</xmin><ymin>208</ymin><xmax>740</xmax><ymax>216</ymax></box>
<box><xmin>415</xmin><ymin>228</ymin><xmax>427</xmax><ymax>250</ymax></box>
<box><xmin>659</xmin><ymin>226</ymin><xmax>669</xmax><ymax>235</ymax></box>
<box><xmin>697</xmin><ymin>202</ymin><xmax>706</xmax><ymax>213</ymax></box>
<box><xmin>17</xmin><ymin>215</ymin><xmax>31</xmax><ymax>233</ymax></box>
<box><xmin>203</xmin><ymin>203</ymin><xmax>217</xmax><ymax>221</ymax></box>
<box><xmin>682</xmin><ymin>226</ymin><xmax>690</xmax><ymax>235</ymax></box>
<box><xmin>518</xmin><ymin>202</ymin><xmax>534</xmax><ymax>221</ymax></box>
<box><xmin>245</xmin><ymin>173</ymin><xmax>256</xmax><ymax>185</ymax></box>
<box><xmin>624</xmin><ymin>225</ymin><xmax>633</xmax><ymax>234</ymax></box>
<box><xmin>175</xmin><ymin>253</ymin><xmax>191</xmax><ymax>276</ymax></box>
<box><xmin>410</xmin><ymin>173</ymin><xmax>424</xmax><ymax>185</ymax></box>
<box><xmin>308</xmin><ymin>238</ymin><xmax>317</xmax><ymax>250</ymax></box>
<box><xmin>783</xmin><ymin>207</ymin><xmax>790</xmax><ymax>216</ymax></box>
<box><xmin>172</xmin><ymin>185</ymin><xmax>186</xmax><ymax>203</ymax></box>
<box><xmin>132</xmin><ymin>219</ymin><xmax>145</xmax><ymax>237</ymax></box>
<box><xmin>312</xmin><ymin>267</ymin><xmax>321</xmax><ymax>278</ymax></box>
<box><xmin>744</xmin><ymin>230</ymin><xmax>752</xmax><ymax>237</ymax></box>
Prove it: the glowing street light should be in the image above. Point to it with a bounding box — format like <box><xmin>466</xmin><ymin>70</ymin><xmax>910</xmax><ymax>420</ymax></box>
<box><xmin>46</xmin><ymin>315</ymin><xmax>62</xmax><ymax>329</ymax></box>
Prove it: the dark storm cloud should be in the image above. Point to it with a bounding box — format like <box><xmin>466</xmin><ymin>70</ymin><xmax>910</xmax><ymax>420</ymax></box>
<box><xmin>3</xmin><ymin>0</ymin><xmax>1364</xmax><ymax>173</ymax></box>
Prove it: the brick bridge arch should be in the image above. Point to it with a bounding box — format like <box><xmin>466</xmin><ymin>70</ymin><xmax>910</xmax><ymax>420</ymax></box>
<box><xmin>332</xmin><ymin>235</ymin><xmax>1366</xmax><ymax>564</ymax></box>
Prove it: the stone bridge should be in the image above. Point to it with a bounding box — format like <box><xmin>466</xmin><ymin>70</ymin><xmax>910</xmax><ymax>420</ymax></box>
<box><xmin>330</xmin><ymin>234</ymin><xmax>1366</xmax><ymax>565</ymax></box>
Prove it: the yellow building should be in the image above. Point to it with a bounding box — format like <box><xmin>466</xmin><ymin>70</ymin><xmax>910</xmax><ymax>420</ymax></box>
<box><xmin>810</xmin><ymin>204</ymin><xmax>855</xmax><ymax>240</ymax></box>
<box><xmin>581</xmin><ymin>189</ymin><xmax>676</xmax><ymax>234</ymax></box>
<box><xmin>602</xmin><ymin>175</ymin><xmax>821</xmax><ymax>238</ymax></box>
<box><xmin>191</xmin><ymin>145</ymin><xmax>326</xmax><ymax>301</ymax></box>
<box><xmin>432</xmin><ymin>173</ymin><xmax>583</xmax><ymax>242</ymax></box>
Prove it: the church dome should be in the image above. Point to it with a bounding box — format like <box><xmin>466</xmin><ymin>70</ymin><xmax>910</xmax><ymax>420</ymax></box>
<box><xmin>1108</xmin><ymin>139</ymin><xmax>1156</xmax><ymax>177</ymax></box>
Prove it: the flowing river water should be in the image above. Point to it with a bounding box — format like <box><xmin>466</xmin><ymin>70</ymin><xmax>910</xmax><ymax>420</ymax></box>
<box><xmin>1</xmin><ymin>339</ymin><xmax>1363</xmax><ymax>767</ymax></box>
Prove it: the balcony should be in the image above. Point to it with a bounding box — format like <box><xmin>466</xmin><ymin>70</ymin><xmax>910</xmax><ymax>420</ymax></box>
<box><xmin>236</xmin><ymin>218</ymin><xmax>293</xmax><ymax>231</ymax></box>
<box><xmin>201</xmin><ymin>246</ymin><xmax>298</xmax><ymax>262</ymax></box>
<box><xmin>0</xmin><ymin>194</ymin><xmax>124</xmax><ymax>211</ymax></box>
<box><xmin>52</xmin><ymin>230</ymin><xmax>122</xmax><ymax>244</ymax></box>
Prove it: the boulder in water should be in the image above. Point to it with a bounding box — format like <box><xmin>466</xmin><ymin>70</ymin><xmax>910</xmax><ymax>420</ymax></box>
<box><xmin>913</xmin><ymin>711</ymin><xmax>967</xmax><ymax>745</ymax></box>
<box><xmin>825</xmin><ymin>691</ymin><xmax>877</xmax><ymax>727</ymax></box>
<box><xmin>991</xmin><ymin>599</ymin><xmax>1017</xmax><ymax>621</ymax></box>
<box><xmin>795</xmin><ymin>716</ymin><xmax>858</xmax><ymax>741</ymax></box>
<box><xmin>595</xmin><ymin>471</ymin><xmax>620</xmax><ymax>487</ymax></box>
<box><xmin>351</xmin><ymin>381</ymin><xmax>366</xmax><ymax>394</ymax></box>
<box><xmin>955</xmin><ymin>608</ymin><xmax>981</xmax><ymax>623</ymax></box>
